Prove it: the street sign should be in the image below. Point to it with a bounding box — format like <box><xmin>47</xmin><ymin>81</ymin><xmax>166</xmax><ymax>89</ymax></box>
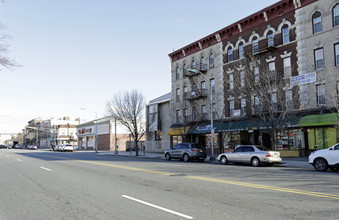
<box><xmin>290</xmin><ymin>72</ymin><xmax>316</xmax><ymax>87</ymax></box>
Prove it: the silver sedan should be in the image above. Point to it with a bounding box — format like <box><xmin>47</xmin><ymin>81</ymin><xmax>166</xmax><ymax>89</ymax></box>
<box><xmin>217</xmin><ymin>145</ymin><xmax>282</xmax><ymax>167</ymax></box>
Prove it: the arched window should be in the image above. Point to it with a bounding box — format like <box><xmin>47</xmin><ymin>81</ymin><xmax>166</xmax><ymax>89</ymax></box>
<box><xmin>191</xmin><ymin>60</ymin><xmax>196</xmax><ymax>70</ymax></box>
<box><xmin>183</xmin><ymin>63</ymin><xmax>187</xmax><ymax>76</ymax></box>
<box><xmin>200</xmin><ymin>56</ymin><xmax>206</xmax><ymax>70</ymax></box>
<box><xmin>334</xmin><ymin>4</ymin><xmax>339</xmax><ymax>27</ymax></box>
<box><xmin>227</xmin><ymin>47</ymin><xmax>233</xmax><ymax>62</ymax></box>
<box><xmin>267</xmin><ymin>31</ymin><xmax>274</xmax><ymax>47</ymax></box>
<box><xmin>252</xmin><ymin>37</ymin><xmax>259</xmax><ymax>53</ymax></box>
<box><xmin>312</xmin><ymin>11</ymin><xmax>322</xmax><ymax>34</ymax></box>
<box><xmin>238</xmin><ymin>43</ymin><xmax>244</xmax><ymax>59</ymax></box>
<box><xmin>176</xmin><ymin>66</ymin><xmax>180</xmax><ymax>80</ymax></box>
<box><xmin>282</xmin><ymin>25</ymin><xmax>290</xmax><ymax>44</ymax></box>
<box><xmin>209</xmin><ymin>53</ymin><xmax>214</xmax><ymax>68</ymax></box>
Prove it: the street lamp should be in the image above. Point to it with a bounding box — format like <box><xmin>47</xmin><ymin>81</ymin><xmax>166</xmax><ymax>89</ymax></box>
<box><xmin>81</xmin><ymin>107</ymin><xmax>98</xmax><ymax>153</ymax></box>
<box><xmin>187</xmin><ymin>69</ymin><xmax>215</xmax><ymax>161</ymax></box>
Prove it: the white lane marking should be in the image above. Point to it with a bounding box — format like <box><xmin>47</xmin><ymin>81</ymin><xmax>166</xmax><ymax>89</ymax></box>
<box><xmin>122</xmin><ymin>195</ymin><xmax>193</xmax><ymax>219</ymax></box>
<box><xmin>17</xmin><ymin>159</ymin><xmax>22</xmax><ymax>162</ymax></box>
<box><xmin>40</xmin><ymin>166</ymin><xmax>52</xmax><ymax>172</ymax></box>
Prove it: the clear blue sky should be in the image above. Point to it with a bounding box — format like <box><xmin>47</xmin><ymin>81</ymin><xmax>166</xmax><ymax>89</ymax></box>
<box><xmin>0</xmin><ymin>0</ymin><xmax>278</xmax><ymax>133</ymax></box>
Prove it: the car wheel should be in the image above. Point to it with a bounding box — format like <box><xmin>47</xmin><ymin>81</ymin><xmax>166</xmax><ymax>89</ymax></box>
<box><xmin>220</xmin><ymin>156</ymin><xmax>228</xmax><ymax>165</ymax></box>
<box><xmin>183</xmin><ymin>154</ymin><xmax>190</xmax><ymax>162</ymax></box>
<box><xmin>314</xmin><ymin>158</ymin><xmax>328</xmax><ymax>171</ymax></box>
<box><xmin>251</xmin><ymin>157</ymin><xmax>261</xmax><ymax>167</ymax></box>
<box><xmin>165</xmin><ymin>153</ymin><xmax>171</xmax><ymax>161</ymax></box>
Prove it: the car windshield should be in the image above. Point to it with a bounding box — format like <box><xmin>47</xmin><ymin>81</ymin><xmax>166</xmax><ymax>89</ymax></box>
<box><xmin>191</xmin><ymin>144</ymin><xmax>204</xmax><ymax>149</ymax></box>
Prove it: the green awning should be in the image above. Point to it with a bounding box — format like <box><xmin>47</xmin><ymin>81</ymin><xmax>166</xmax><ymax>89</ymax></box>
<box><xmin>299</xmin><ymin>113</ymin><xmax>337</xmax><ymax>127</ymax></box>
<box><xmin>187</xmin><ymin>124</ymin><xmax>222</xmax><ymax>134</ymax></box>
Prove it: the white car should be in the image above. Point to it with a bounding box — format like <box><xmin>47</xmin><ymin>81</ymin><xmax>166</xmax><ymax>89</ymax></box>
<box><xmin>309</xmin><ymin>143</ymin><xmax>339</xmax><ymax>171</ymax></box>
<box><xmin>61</xmin><ymin>144</ymin><xmax>74</xmax><ymax>152</ymax></box>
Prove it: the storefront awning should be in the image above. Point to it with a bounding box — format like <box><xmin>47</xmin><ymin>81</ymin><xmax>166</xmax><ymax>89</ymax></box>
<box><xmin>187</xmin><ymin>124</ymin><xmax>223</xmax><ymax>134</ymax></box>
<box><xmin>166</xmin><ymin>127</ymin><xmax>189</xmax><ymax>135</ymax></box>
<box><xmin>299</xmin><ymin>113</ymin><xmax>337</xmax><ymax>127</ymax></box>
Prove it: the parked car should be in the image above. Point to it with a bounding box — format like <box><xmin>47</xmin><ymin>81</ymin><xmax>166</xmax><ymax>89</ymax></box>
<box><xmin>0</xmin><ymin>144</ymin><xmax>9</xmax><ymax>149</ymax></box>
<box><xmin>164</xmin><ymin>143</ymin><xmax>207</xmax><ymax>162</ymax></box>
<box><xmin>54</xmin><ymin>145</ymin><xmax>62</xmax><ymax>151</ymax></box>
<box><xmin>28</xmin><ymin>145</ymin><xmax>37</xmax><ymax>150</ymax></box>
<box><xmin>309</xmin><ymin>143</ymin><xmax>339</xmax><ymax>171</ymax></box>
<box><xmin>217</xmin><ymin>145</ymin><xmax>282</xmax><ymax>167</ymax></box>
<box><xmin>15</xmin><ymin>144</ymin><xmax>22</xmax><ymax>149</ymax></box>
<box><xmin>61</xmin><ymin>144</ymin><xmax>74</xmax><ymax>152</ymax></box>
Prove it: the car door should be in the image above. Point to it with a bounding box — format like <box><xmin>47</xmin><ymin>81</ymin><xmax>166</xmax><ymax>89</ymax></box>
<box><xmin>180</xmin><ymin>143</ymin><xmax>190</xmax><ymax>157</ymax></box>
<box><xmin>228</xmin><ymin>147</ymin><xmax>244</xmax><ymax>162</ymax></box>
<box><xmin>171</xmin><ymin>144</ymin><xmax>181</xmax><ymax>158</ymax></box>
<box><xmin>329</xmin><ymin>144</ymin><xmax>339</xmax><ymax>165</ymax></box>
<box><xmin>239</xmin><ymin>146</ymin><xmax>254</xmax><ymax>163</ymax></box>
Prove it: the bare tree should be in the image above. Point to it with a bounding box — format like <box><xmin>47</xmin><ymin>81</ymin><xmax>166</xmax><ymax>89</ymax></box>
<box><xmin>106</xmin><ymin>90</ymin><xmax>145</xmax><ymax>156</ymax></box>
<box><xmin>0</xmin><ymin>22</ymin><xmax>19</xmax><ymax>71</ymax></box>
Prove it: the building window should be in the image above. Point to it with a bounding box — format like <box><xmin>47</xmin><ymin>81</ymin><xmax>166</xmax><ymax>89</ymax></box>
<box><xmin>238</xmin><ymin>43</ymin><xmax>244</xmax><ymax>59</ymax></box>
<box><xmin>191</xmin><ymin>60</ymin><xmax>196</xmax><ymax>70</ymax></box>
<box><xmin>314</xmin><ymin>48</ymin><xmax>324</xmax><ymax>70</ymax></box>
<box><xmin>252</xmin><ymin>38</ymin><xmax>259</xmax><ymax>54</ymax></box>
<box><xmin>271</xmin><ymin>93</ymin><xmax>277</xmax><ymax>111</ymax></box>
<box><xmin>183</xmin><ymin>63</ymin><xmax>187</xmax><ymax>76</ymax></box>
<box><xmin>227</xmin><ymin>47</ymin><xmax>233</xmax><ymax>62</ymax></box>
<box><xmin>254</xmin><ymin>96</ymin><xmax>261</xmax><ymax>114</ymax></box>
<box><xmin>334</xmin><ymin>4</ymin><xmax>339</xmax><ymax>27</ymax></box>
<box><xmin>210</xmin><ymin>79</ymin><xmax>215</xmax><ymax>94</ymax></box>
<box><xmin>192</xmin><ymin>107</ymin><xmax>197</xmax><ymax>121</ymax></box>
<box><xmin>229</xmin><ymin>74</ymin><xmax>234</xmax><ymax>90</ymax></box>
<box><xmin>312</xmin><ymin>11</ymin><xmax>322</xmax><ymax>34</ymax></box>
<box><xmin>317</xmin><ymin>85</ymin><xmax>326</xmax><ymax>106</ymax></box>
<box><xmin>176</xmin><ymin>88</ymin><xmax>180</xmax><ymax>101</ymax></box>
<box><xmin>201</xmin><ymin>105</ymin><xmax>207</xmax><ymax>120</ymax></box>
<box><xmin>201</xmin><ymin>81</ymin><xmax>206</xmax><ymax>96</ymax></box>
<box><xmin>335</xmin><ymin>44</ymin><xmax>339</xmax><ymax>66</ymax></box>
<box><xmin>282</xmin><ymin>25</ymin><xmax>290</xmax><ymax>44</ymax></box>
<box><xmin>229</xmin><ymin>100</ymin><xmax>234</xmax><ymax>117</ymax></box>
<box><xmin>241</xmin><ymin>98</ymin><xmax>246</xmax><ymax>115</ymax></box>
<box><xmin>183</xmin><ymin>86</ymin><xmax>187</xmax><ymax>99</ymax></box>
<box><xmin>183</xmin><ymin>109</ymin><xmax>188</xmax><ymax>122</ymax></box>
<box><xmin>155</xmin><ymin>130</ymin><xmax>162</xmax><ymax>140</ymax></box>
<box><xmin>200</xmin><ymin>56</ymin><xmax>206</xmax><ymax>70</ymax></box>
<box><xmin>267</xmin><ymin>32</ymin><xmax>274</xmax><ymax>47</ymax></box>
<box><xmin>268</xmin><ymin>62</ymin><xmax>276</xmax><ymax>78</ymax></box>
<box><xmin>283</xmin><ymin>57</ymin><xmax>291</xmax><ymax>78</ymax></box>
<box><xmin>286</xmin><ymin>90</ymin><xmax>293</xmax><ymax>110</ymax></box>
<box><xmin>176</xmin><ymin>110</ymin><xmax>181</xmax><ymax>124</ymax></box>
<box><xmin>176</xmin><ymin>66</ymin><xmax>180</xmax><ymax>80</ymax></box>
<box><xmin>254</xmin><ymin>66</ymin><xmax>259</xmax><ymax>83</ymax></box>
<box><xmin>240</xmin><ymin>71</ymin><xmax>245</xmax><ymax>87</ymax></box>
<box><xmin>191</xmin><ymin>84</ymin><xmax>197</xmax><ymax>97</ymax></box>
<box><xmin>209</xmin><ymin>53</ymin><xmax>214</xmax><ymax>68</ymax></box>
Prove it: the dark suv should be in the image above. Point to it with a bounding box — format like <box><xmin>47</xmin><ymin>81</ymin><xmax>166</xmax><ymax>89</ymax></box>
<box><xmin>164</xmin><ymin>143</ymin><xmax>207</xmax><ymax>162</ymax></box>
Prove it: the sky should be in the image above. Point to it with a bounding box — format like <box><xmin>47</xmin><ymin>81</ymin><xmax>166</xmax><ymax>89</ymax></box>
<box><xmin>0</xmin><ymin>0</ymin><xmax>278</xmax><ymax>133</ymax></box>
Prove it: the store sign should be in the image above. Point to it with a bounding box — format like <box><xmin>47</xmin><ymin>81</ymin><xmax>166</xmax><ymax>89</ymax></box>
<box><xmin>290</xmin><ymin>72</ymin><xmax>316</xmax><ymax>87</ymax></box>
<box><xmin>78</xmin><ymin>128</ymin><xmax>92</xmax><ymax>134</ymax></box>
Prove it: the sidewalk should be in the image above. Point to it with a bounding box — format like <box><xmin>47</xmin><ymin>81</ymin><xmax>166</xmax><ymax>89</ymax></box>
<box><xmin>99</xmin><ymin>151</ymin><xmax>314</xmax><ymax>169</ymax></box>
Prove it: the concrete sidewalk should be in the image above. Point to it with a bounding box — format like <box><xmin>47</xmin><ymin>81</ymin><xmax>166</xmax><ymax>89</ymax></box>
<box><xmin>99</xmin><ymin>151</ymin><xmax>313</xmax><ymax>169</ymax></box>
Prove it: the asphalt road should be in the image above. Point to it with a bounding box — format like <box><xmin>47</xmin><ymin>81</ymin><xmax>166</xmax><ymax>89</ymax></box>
<box><xmin>0</xmin><ymin>149</ymin><xmax>338</xmax><ymax>220</ymax></box>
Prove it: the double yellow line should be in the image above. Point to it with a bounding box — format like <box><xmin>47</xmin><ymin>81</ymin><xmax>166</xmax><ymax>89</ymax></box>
<box><xmin>35</xmin><ymin>154</ymin><xmax>339</xmax><ymax>200</ymax></box>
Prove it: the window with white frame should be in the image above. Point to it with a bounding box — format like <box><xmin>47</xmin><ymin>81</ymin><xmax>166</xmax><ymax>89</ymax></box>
<box><xmin>267</xmin><ymin>32</ymin><xmax>274</xmax><ymax>47</ymax></box>
<box><xmin>192</xmin><ymin>107</ymin><xmax>197</xmax><ymax>121</ymax></box>
<box><xmin>335</xmin><ymin>44</ymin><xmax>339</xmax><ymax>66</ymax></box>
<box><xmin>176</xmin><ymin>88</ymin><xmax>180</xmax><ymax>101</ymax></box>
<box><xmin>286</xmin><ymin>90</ymin><xmax>293</xmax><ymax>110</ymax></box>
<box><xmin>271</xmin><ymin>93</ymin><xmax>277</xmax><ymax>111</ymax></box>
<box><xmin>334</xmin><ymin>4</ymin><xmax>339</xmax><ymax>27</ymax></box>
<box><xmin>282</xmin><ymin>25</ymin><xmax>290</xmax><ymax>44</ymax></box>
<box><xmin>176</xmin><ymin>110</ymin><xmax>181</xmax><ymax>124</ymax></box>
<box><xmin>183</xmin><ymin>86</ymin><xmax>187</xmax><ymax>99</ymax></box>
<box><xmin>239</xmin><ymin>43</ymin><xmax>244</xmax><ymax>59</ymax></box>
<box><xmin>183</xmin><ymin>109</ymin><xmax>188</xmax><ymax>122</ymax></box>
<box><xmin>229</xmin><ymin>74</ymin><xmax>234</xmax><ymax>90</ymax></box>
<box><xmin>229</xmin><ymin>100</ymin><xmax>234</xmax><ymax>117</ymax></box>
<box><xmin>283</xmin><ymin>57</ymin><xmax>291</xmax><ymax>77</ymax></box>
<box><xmin>200</xmin><ymin>57</ymin><xmax>206</xmax><ymax>70</ymax></box>
<box><xmin>268</xmin><ymin>62</ymin><xmax>276</xmax><ymax>78</ymax></box>
<box><xmin>241</xmin><ymin>98</ymin><xmax>246</xmax><ymax>115</ymax></box>
<box><xmin>314</xmin><ymin>48</ymin><xmax>324</xmax><ymax>70</ymax></box>
<box><xmin>312</xmin><ymin>11</ymin><xmax>322</xmax><ymax>34</ymax></box>
<box><xmin>254</xmin><ymin>66</ymin><xmax>259</xmax><ymax>83</ymax></box>
<box><xmin>183</xmin><ymin>63</ymin><xmax>187</xmax><ymax>76</ymax></box>
<box><xmin>191</xmin><ymin>60</ymin><xmax>196</xmax><ymax>70</ymax></box>
<box><xmin>227</xmin><ymin>47</ymin><xmax>233</xmax><ymax>62</ymax></box>
<box><xmin>201</xmin><ymin>81</ymin><xmax>206</xmax><ymax>96</ymax></box>
<box><xmin>240</xmin><ymin>71</ymin><xmax>245</xmax><ymax>87</ymax></box>
<box><xmin>176</xmin><ymin>66</ymin><xmax>180</xmax><ymax>80</ymax></box>
<box><xmin>252</xmin><ymin>38</ymin><xmax>259</xmax><ymax>53</ymax></box>
<box><xmin>254</xmin><ymin>96</ymin><xmax>261</xmax><ymax>113</ymax></box>
<box><xmin>209</xmin><ymin>53</ymin><xmax>214</xmax><ymax>68</ymax></box>
<box><xmin>317</xmin><ymin>85</ymin><xmax>326</xmax><ymax>106</ymax></box>
<box><xmin>201</xmin><ymin>105</ymin><xmax>207</xmax><ymax>120</ymax></box>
